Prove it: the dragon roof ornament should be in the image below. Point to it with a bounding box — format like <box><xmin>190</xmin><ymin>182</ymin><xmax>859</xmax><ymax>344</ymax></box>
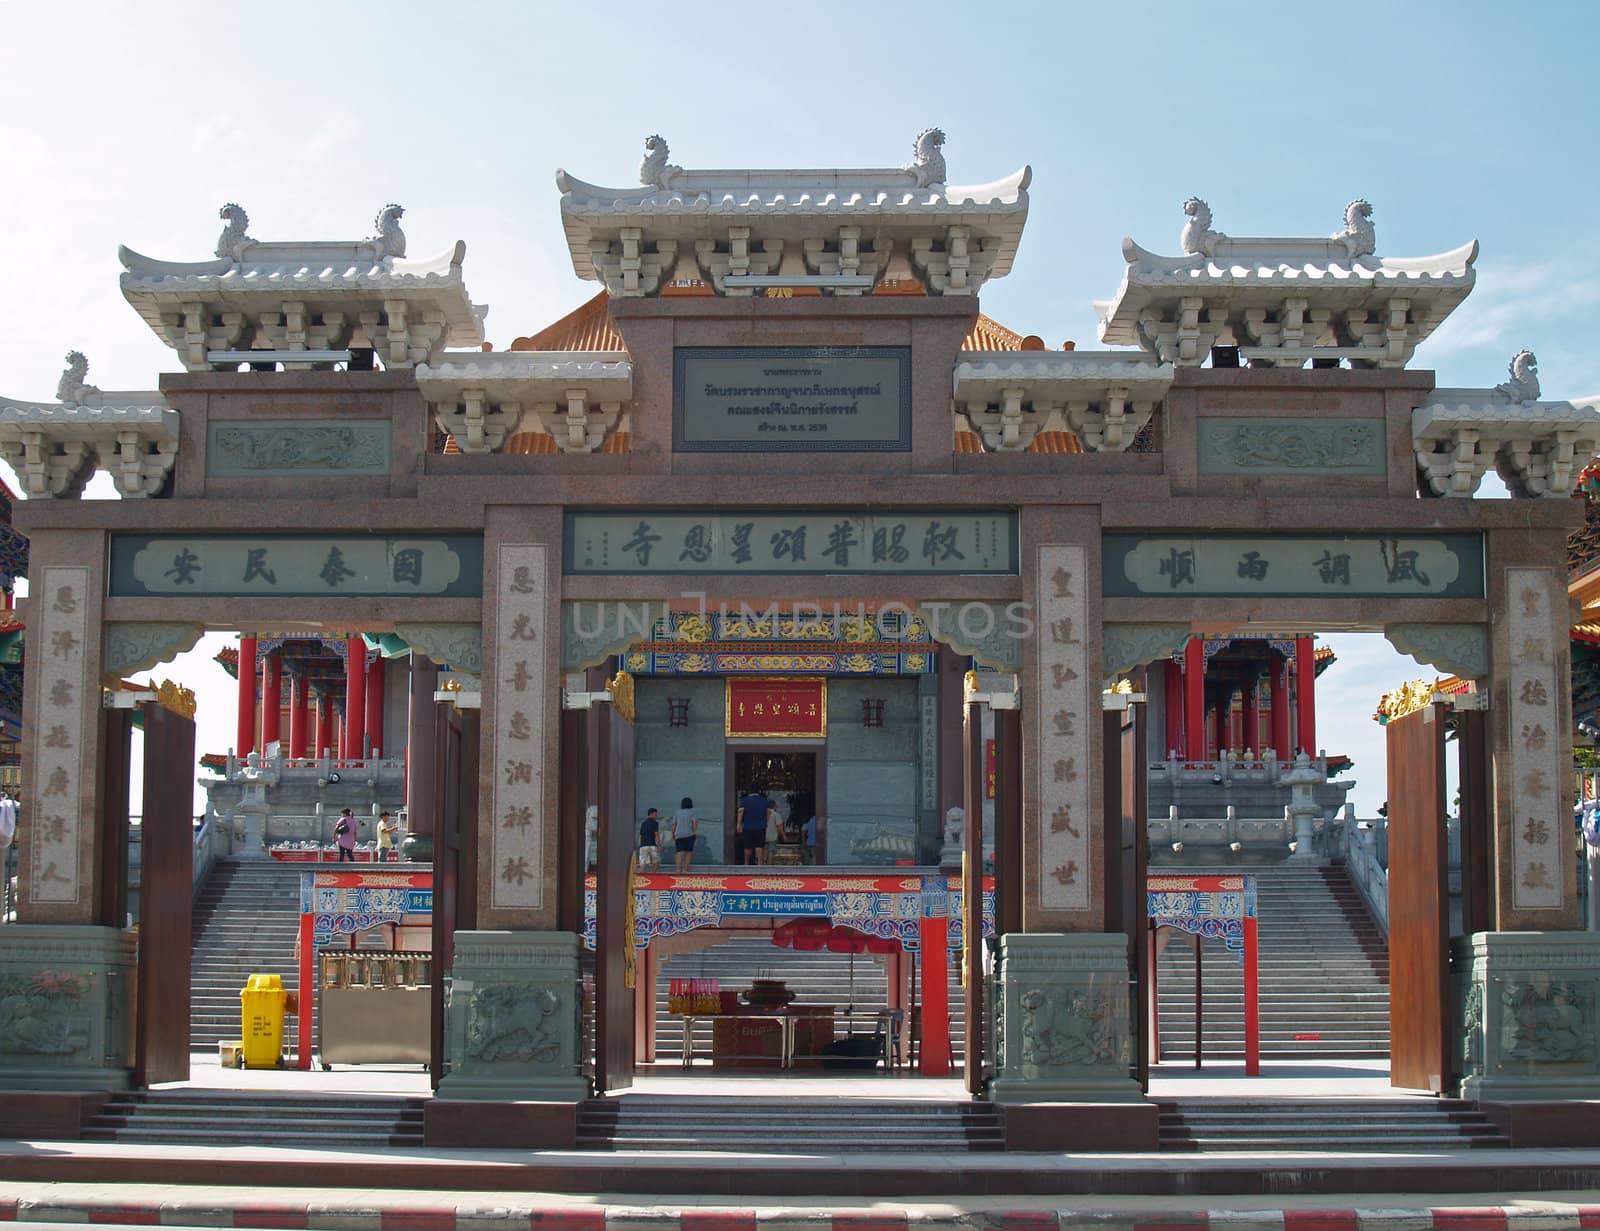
<box><xmin>118</xmin><ymin>204</ymin><xmax>485</xmax><ymax>370</ymax></box>
<box><xmin>556</xmin><ymin>131</ymin><xmax>1030</xmax><ymax>298</ymax></box>
<box><xmin>1098</xmin><ymin>197</ymin><xmax>1478</xmax><ymax>369</ymax></box>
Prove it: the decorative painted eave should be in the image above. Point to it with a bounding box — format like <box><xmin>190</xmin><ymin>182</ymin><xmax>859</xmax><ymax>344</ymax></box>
<box><xmin>0</xmin><ymin>355</ymin><xmax>177</xmax><ymax>498</ymax></box>
<box><xmin>416</xmin><ymin>350</ymin><xmax>633</xmax><ymax>455</ymax></box>
<box><xmin>952</xmin><ymin>350</ymin><xmax>1172</xmax><ymax>453</ymax></box>
<box><xmin>1413</xmin><ymin>351</ymin><xmax>1600</xmax><ymax>497</ymax></box>
<box><xmin>1095</xmin><ymin>197</ymin><xmax>1477</xmax><ymax>369</ymax></box>
<box><xmin>117</xmin><ymin>204</ymin><xmax>486</xmax><ymax>371</ymax></box>
<box><xmin>555</xmin><ymin>133</ymin><xmax>1030</xmax><ymax>298</ymax></box>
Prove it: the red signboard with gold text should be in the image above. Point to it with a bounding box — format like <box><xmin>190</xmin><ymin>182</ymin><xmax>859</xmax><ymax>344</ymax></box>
<box><xmin>726</xmin><ymin>677</ymin><xmax>826</xmax><ymax>738</ymax></box>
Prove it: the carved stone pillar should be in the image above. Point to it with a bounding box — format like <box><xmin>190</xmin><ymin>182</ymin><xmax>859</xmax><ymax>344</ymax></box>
<box><xmin>436</xmin><ymin>930</ymin><xmax>587</xmax><ymax>1101</ymax></box>
<box><xmin>990</xmin><ymin>933</ymin><xmax>1144</xmax><ymax>1103</ymax></box>
<box><xmin>1454</xmin><ymin>932</ymin><xmax>1600</xmax><ymax>1101</ymax></box>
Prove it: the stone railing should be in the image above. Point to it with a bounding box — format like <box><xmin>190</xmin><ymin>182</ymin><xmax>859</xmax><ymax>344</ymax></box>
<box><xmin>1146</xmin><ymin>805</ymin><xmax>1295</xmax><ymax>853</ymax></box>
<box><xmin>192</xmin><ymin>815</ymin><xmax>219</xmax><ymax>899</ymax></box>
<box><xmin>1334</xmin><ymin>815</ymin><xmax>1388</xmax><ymax>935</ymax></box>
<box><xmin>1148</xmin><ymin>753</ymin><xmax>1326</xmax><ymax>785</ymax></box>
<box><xmin>221</xmin><ymin>752</ymin><xmax>405</xmax><ymax>785</ymax></box>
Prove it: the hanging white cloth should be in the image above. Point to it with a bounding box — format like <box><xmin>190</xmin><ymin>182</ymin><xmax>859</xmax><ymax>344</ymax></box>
<box><xmin>0</xmin><ymin>796</ymin><xmax>16</xmax><ymax>848</ymax></box>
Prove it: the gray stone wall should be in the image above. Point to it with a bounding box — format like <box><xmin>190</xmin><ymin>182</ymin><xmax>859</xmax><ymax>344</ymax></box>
<box><xmin>635</xmin><ymin>677</ymin><xmax>727</xmax><ymax>860</ymax></box>
<box><xmin>825</xmin><ymin>677</ymin><xmax>923</xmax><ymax>864</ymax></box>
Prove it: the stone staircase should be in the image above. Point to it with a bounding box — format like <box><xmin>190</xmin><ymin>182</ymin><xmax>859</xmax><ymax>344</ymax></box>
<box><xmin>190</xmin><ymin>859</ymin><xmax>305</xmax><ymax>1057</ymax></box>
<box><xmin>1157</xmin><ymin>1097</ymin><xmax>1509</xmax><ymax>1151</ymax></box>
<box><xmin>578</xmin><ymin>1094</ymin><xmax>1003</xmax><ymax>1152</ymax></box>
<box><xmin>80</xmin><ymin>1090</ymin><xmax>425</xmax><ymax>1147</ymax></box>
<box><xmin>1156</xmin><ymin>862</ymin><xmax>1389</xmax><ymax>1061</ymax></box>
<box><xmin>652</xmin><ymin>934</ymin><xmax>965</xmax><ymax>1065</ymax></box>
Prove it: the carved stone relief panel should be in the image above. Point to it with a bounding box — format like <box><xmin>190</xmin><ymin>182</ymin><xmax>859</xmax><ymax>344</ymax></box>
<box><xmin>491</xmin><ymin>545</ymin><xmax>546</xmax><ymax>912</ymax></box>
<box><xmin>206</xmin><ymin>420</ymin><xmax>391</xmax><ymax>477</ymax></box>
<box><xmin>1505</xmin><ymin>567</ymin><xmax>1564</xmax><ymax>911</ymax></box>
<box><xmin>30</xmin><ymin>567</ymin><xmax>89</xmax><ymax>907</ymax></box>
<box><xmin>102</xmin><ymin>622</ymin><xmax>205</xmax><ymax>678</ymax></box>
<box><xmin>1197</xmin><ymin>417</ymin><xmax>1386</xmax><ymax>476</ymax></box>
<box><xmin>1035</xmin><ymin>544</ymin><xmax>1090</xmax><ymax>913</ymax></box>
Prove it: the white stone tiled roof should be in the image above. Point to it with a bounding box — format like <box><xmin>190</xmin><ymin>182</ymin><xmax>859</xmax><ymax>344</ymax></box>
<box><xmin>953</xmin><ymin>350</ymin><xmax>1173</xmax><ymax>403</ymax></box>
<box><xmin>415</xmin><ymin>351</ymin><xmax>633</xmax><ymax>404</ymax></box>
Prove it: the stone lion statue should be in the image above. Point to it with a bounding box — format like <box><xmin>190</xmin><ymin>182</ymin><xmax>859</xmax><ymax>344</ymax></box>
<box><xmin>904</xmin><ymin>127</ymin><xmax>947</xmax><ymax>188</ymax></box>
<box><xmin>215</xmin><ymin>203</ymin><xmax>254</xmax><ymax>260</ymax></box>
<box><xmin>1180</xmin><ymin>197</ymin><xmax>1225</xmax><ymax>257</ymax></box>
<box><xmin>370</xmin><ymin>203</ymin><xmax>406</xmax><ymax>260</ymax></box>
<box><xmin>1495</xmin><ymin>349</ymin><xmax>1541</xmax><ymax>403</ymax></box>
<box><xmin>1330</xmin><ymin>199</ymin><xmax>1375</xmax><ymax>259</ymax></box>
<box><xmin>56</xmin><ymin>351</ymin><xmax>98</xmax><ymax>403</ymax></box>
<box><xmin>942</xmin><ymin>805</ymin><xmax>964</xmax><ymax>850</ymax></box>
<box><xmin>639</xmin><ymin>135</ymin><xmax>682</xmax><ymax>190</ymax></box>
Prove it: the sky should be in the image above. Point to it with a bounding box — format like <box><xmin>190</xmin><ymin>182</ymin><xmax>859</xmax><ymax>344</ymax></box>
<box><xmin>2</xmin><ymin>1</ymin><xmax>1597</xmax><ymax>818</ymax></box>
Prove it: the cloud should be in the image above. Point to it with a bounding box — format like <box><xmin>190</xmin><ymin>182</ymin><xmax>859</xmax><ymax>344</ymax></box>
<box><xmin>189</xmin><ymin>111</ymin><xmax>250</xmax><ymax>153</ymax></box>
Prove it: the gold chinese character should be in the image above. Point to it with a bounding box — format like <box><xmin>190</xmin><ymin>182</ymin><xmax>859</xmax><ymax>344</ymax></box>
<box><xmin>1051</xmin><ymin>861</ymin><xmax>1078</xmax><ymax>885</ymax></box>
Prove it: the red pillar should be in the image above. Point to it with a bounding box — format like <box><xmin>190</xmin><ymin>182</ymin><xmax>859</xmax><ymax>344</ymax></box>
<box><xmin>314</xmin><ymin>691</ymin><xmax>331</xmax><ymax>758</ymax></box>
<box><xmin>260</xmin><ymin>651</ymin><xmax>282</xmax><ymax>753</ymax></box>
<box><xmin>343</xmin><ymin>637</ymin><xmax>367</xmax><ymax>759</ymax></box>
<box><xmin>919</xmin><ymin>918</ymin><xmax>950</xmax><ymax>1076</ymax></box>
<box><xmin>1212</xmin><ymin>694</ymin><xmax>1229</xmax><ymax>756</ymax></box>
<box><xmin>236</xmin><ymin>636</ymin><xmax>258</xmax><ymax>756</ymax></box>
<box><xmin>288</xmin><ymin>674</ymin><xmax>309</xmax><ymax>759</ymax></box>
<box><xmin>297</xmin><ymin>912</ymin><xmax>315</xmax><ymax>1071</ymax></box>
<box><xmin>1294</xmin><ymin>635</ymin><xmax>1317</xmax><ymax>755</ymax></box>
<box><xmin>1183</xmin><ymin>638</ymin><xmax>1206</xmax><ymax>762</ymax></box>
<box><xmin>1243</xmin><ymin>914</ymin><xmax>1260</xmax><ymax>1077</ymax></box>
<box><xmin>1163</xmin><ymin>659</ymin><xmax>1184</xmax><ymax>758</ymax></box>
<box><xmin>365</xmin><ymin>656</ymin><xmax>386</xmax><ymax>757</ymax></box>
<box><xmin>1242</xmin><ymin>673</ymin><xmax>1260</xmax><ymax>755</ymax></box>
<box><xmin>1270</xmin><ymin>656</ymin><xmax>1291</xmax><ymax>760</ymax></box>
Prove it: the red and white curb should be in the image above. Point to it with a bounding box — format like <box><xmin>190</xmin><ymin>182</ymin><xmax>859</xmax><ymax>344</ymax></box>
<box><xmin>4</xmin><ymin>1205</ymin><xmax>1600</xmax><ymax>1231</ymax></box>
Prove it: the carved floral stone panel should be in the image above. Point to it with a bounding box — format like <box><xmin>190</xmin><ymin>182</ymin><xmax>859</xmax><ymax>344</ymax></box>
<box><xmin>491</xmin><ymin>545</ymin><xmax>546</xmax><ymax>912</ymax></box>
<box><xmin>1506</xmin><ymin>567</ymin><xmax>1564</xmax><ymax>911</ymax></box>
<box><xmin>1196</xmin><ymin>417</ymin><xmax>1386</xmax><ymax>476</ymax></box>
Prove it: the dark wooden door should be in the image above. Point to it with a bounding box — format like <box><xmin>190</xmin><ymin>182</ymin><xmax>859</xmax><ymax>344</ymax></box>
<box><xmin>593</xmin><ymin>702</ymin><xmax>636</xmax><ymax>1094</ymax></box>
<box><xmin>1102</xmin><ymin>701</ymin><xmax>1149</xmax><ymax>1089</ymax></box>
<box><xmin>1387</xmin><ymin>702</ymin><xmax>1450</xmax><ymax>1093</ymax></box>
<box><xmin>136</xmin><ymin>702</ymin><xmax>195</xmax><ymax>1086</ymax></box>
<box><xmin>430</xmin><ymin>705</ymin><xmax>479</xmax><ymax>1088</ymax></box>
<box><xmin>962</xmin><ymin>701</ymin><xmax>985</xmax><ymax>1096</ymax></box>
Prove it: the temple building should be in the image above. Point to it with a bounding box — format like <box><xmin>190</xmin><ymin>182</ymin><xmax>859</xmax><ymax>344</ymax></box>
<box><xmin>3</xmin><ymin>133</ymin><xmax>1600</xmax><ymax>1147</ymax></box>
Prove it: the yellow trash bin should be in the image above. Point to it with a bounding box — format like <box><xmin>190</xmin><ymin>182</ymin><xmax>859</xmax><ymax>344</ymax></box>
<box><xmin>239</xmin><ymin>973</ymin><xmax>290</xmax><ymax>1070</ymax></box>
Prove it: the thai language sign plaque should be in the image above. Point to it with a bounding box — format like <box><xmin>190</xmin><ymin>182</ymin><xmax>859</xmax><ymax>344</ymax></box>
<box><xmin>109</xmin><ymin>534</ymin><xmax>484</xmax><ymax>598</ymax></box>
<box><xmin>726</xmin><ymin>677</ymin><xmax>826</xmax><ymax>738</ymax></box>
<box><xmin>673</xmin><ymin>346</ymin><xmax>911</xmax><ymax>452</ymax></box>
<box><xmin>565</xmin><ymin>511</ymin><xmax>1017</xmax><ymax>575</ymax></box>
<box><xmin>1102</xmin><ymin>533</ymin><xmax>1484</xmax><ymax>599</ymax></box>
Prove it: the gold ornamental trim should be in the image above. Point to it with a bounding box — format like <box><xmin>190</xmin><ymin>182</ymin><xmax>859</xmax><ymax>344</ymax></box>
<box><xmin>1374</xmin><ymin>677</ymin><xmax>1442</xmax><ymax>725</ymax></box>
<box><xmin>608</xmin><ymin>669</ymin><xmax>636</xmax><ymax>724</ymax></box>
<box><xmin>623</xmin><ymin>859</ymin><xmax>638</xmax><ymax>990</ymax></box>
<box><xmin>144</xmin><ymin>678</ymin><xmax>198</xmax><ymax>720</ymax></box>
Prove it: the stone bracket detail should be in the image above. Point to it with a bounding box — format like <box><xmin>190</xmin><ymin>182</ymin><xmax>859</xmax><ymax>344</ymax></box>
<box><xmin>394</xmin><ymin>623</ymin><xmax>482</xmax><ymax>674</ymax></box>
<box><xmin>1413</xmin><ymin>381</ymin><xmax>1600</xmax><ymax>498</ymax></box>
<box><xmin>103</xmin><ymin>622</ymin><xmax>206</xmax><ymax>678</ymax></box>
<box><xmin>1103</xmin><ymin>622</ymin><xmax>1192</xmax><ymax>677</ymax></box>
<box><xmin>561</xmin><ymin>602</ymin><xmax>668</xmax><ymax>670</ymax></box>
<box><xmin>915</xmin><ymin>601</ymin><xmax>1021</xmax><ymax>671</ymax></box>
<box><xmin>1384</xmin><ymin>623</ymin><xmax>1488</xmax><ymax>680</ymax></box>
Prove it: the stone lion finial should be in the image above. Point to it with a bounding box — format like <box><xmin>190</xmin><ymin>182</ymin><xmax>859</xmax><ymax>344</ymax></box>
<box><xmin>1495</xmin><ymin>349</ymin><xmax>1541</xmax><ymax>403</ymax></box>
<box><xmin>904</xmin><ymin>127</ymin><xmax>947</xmax><ymax>188</ymax></box>
<box><xmin>215</xmin><ymin>203</ymin><xmax>254</xmax><ymax>260</ymax></box>
<box><xmin>56</xmin><ymin>351</ymin><xmax>98</xmax><ymax>404</ymax></box>
<box><xmin>1180</xmin><ymin>196</ymin><xmax>1225</xmax><ymax>257</ymax></box>
<box><xmin>639</xmin><ymin>135</ymin><xmax>682</xmax><ymax>189</ymax></box>
<box><xmin>1330</xmin><ymin>198</ymin><xmax>1376</xmax><ymax>259</ymax></box>
<box><xmin>370</xmin><ymin>203</ymin><xmax>406</xmax><ymax>260</ymax></box>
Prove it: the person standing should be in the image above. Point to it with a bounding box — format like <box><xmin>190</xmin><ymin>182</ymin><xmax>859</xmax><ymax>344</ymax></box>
<box><xmin>670</xmin><ymin>797</ymin><xmax>698</xmax><ymax>871</ymax></box>
<box><xmin>804</xmin><ymin>813</ymin><xmax>818</xmax><ymax>865</ymax></box>
<box><xmin>638</xmin><ymin>806</ymin><xmax>662</xmax><ymax>870</ymax></box>
<box><xmin>377</xmin><ymin>811</ymin><xmax>398</xmax><ymax>862</ymax></box>
<box><xmin>334</xmin><ymin>808</ymin><xmax>357</xmax><ymax>862</ymax></box>
<box><xmin>736</xmin><ymin>787</ymin><xmax>769</xmax><ymax>866</ymax></box>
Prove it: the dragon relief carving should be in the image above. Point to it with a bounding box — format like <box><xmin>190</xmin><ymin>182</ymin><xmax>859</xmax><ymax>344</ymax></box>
<box><xmin>1018</xmin><ymin>986</ymin><xmax>1121</xmax><ymax>1068</ymax></box>
<box><xmin>1180</xmin><ymin>197</ymin><xmax>1226</xmax><ymax>257</ymax></box>
<box><xmin>1207</xmin><ymin>422</ymin><xmax>1379</xmax><ymax>470</ymax></box>
<box><xmin>1330</xmin><ymin>199</ymin><xmax>1376</xmax><ymax>260</ymax></box>
<box><xmin>212</xmin><ymin>425</ymin><xmax>385</xmax><ymax>471</ymax></box>
<box><xmin>55</xmin><ymin>351</ymin><xmax>98</xmax><ymax>404</ymax></box>
<box><xmin>639</xmin><ymin>135</ymin><xmax>682</xmax><ymax>190</ymax></box>
<box><xmin>370</xmin><ymin>203</ymin><xmax>406</xmax><ymax>260</ymax></box>
<box><xmin>465</xmin><ymin>983</ymin><xmax>563</xmax><ymax>1064</ymax></box>
<box><xmin>904</xmin><ymin>127</ymin><xmax>947</xmax><ymax>188</ymax></box>
<box><xmin>1494</xmin><ymin>349</ymin><xmax>1541</xmax><ymax>403</ymax></box>
<box><xmin>215</xmin><ymin>203</ymin><xmax>254</xmax><ymax>260</ymax></box>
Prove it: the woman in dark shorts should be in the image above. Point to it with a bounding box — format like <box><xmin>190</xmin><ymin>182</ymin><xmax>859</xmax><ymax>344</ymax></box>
<box><xmin>670</xmin><ymin>796</ymin><xmax>698</xmax><ymax>871</ymax></box>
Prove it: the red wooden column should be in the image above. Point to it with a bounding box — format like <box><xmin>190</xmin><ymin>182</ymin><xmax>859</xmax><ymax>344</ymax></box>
<box><xmin>1212</xmin><ymin>694</ymin><xmax>1229</xmax><ymax>756</ymax></box>
<box><xmin>1270</xmin><ymin>655</ymin><xmax>1291</xmax><ymax>759</ymax></box>
<box><xmin>260</xmin><ymin>651</ymin><xmax>282</xmax><ymax>752</ymax></box>
<box><xmin>288</xmin><ymin>674</ymin><xmax>309</xmax><ymax>758</ymax></box>
<box><xmin>342</xmin><ymin>637</ymin><xmax>367</xmax><ymax>759</ymax></box>
<box><xmin>1241</xmin><ymin>673</ymin><xmax>1260</xmax><ymax>755</ymax></box>
<box><xmin>1243</xmin><ymin>913</ymin><xmax>1260</xmax><ymax>1076</ymax></box>
<box><xmin>365</xmin><ymin>656</ymin><xmax>386</xmax><ymax>756</ymax></box>
<box><xmin>1183</xmin><ymin>638</ymin><xmax>1206</xmax><ymax>761</ymax></box>
<box><xmin>1163</xmin><ymin>660</ymin><xmax>1184</xmax><ymax>758</ymax></box>
<box><xmin>236</xmin><ymin>636</ymin><xmax>258</xmax><ymax>756</ymax></box>
<box><xmin>313</xmin><ymin>691</ymin><xmax>330</xmax><ymax>758</ymax></box>
<box><xmin>919</xmin><ymin>917</ymin><xmax>950</xmax><ymax>1075</ymax></box>
<box><xmin>1294</xmin><ymin>635</ymin><xmax>1317</xmax><ymax>755</ymax></box>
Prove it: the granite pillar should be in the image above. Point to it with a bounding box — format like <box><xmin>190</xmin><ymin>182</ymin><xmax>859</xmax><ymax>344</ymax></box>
<box><xmin>260</xmin><ymin>652</ymin><xmax>281</xmax><ymax>751</ymax></box>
